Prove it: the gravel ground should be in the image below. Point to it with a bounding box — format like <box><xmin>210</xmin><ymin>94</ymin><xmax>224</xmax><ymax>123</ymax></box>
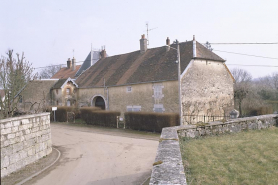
<box><xmin>1</xmin><ymin>147</ymin><xmax>60</xmax><ymax>185</ymax></box>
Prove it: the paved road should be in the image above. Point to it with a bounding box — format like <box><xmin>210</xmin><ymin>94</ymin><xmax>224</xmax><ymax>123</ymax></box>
<box><xmin>28</xmin><ymin>123</ymin><xmax>159</xmax><ymax>185</ymax></box>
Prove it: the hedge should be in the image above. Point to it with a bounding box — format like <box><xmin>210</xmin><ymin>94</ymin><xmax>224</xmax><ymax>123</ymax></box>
<box><xmin>80</xmin><ymin>107</ymin><xmax>120</xmax><ymax>127</ymax></box>
<box><xmin>46</xmin><ymin>106</ymin><xmax>81</xmax><ymax>122</ymax></box>
<box><xmin>124</xmin><ymin>112</ymin><xmax>180</xmax><ymax>133</ymax></box>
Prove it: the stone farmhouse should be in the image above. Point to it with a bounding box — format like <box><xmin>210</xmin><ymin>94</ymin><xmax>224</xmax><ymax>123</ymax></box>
<box><xmin>76</xmin><ymin>35</ymin><xmax>235</xmax><ymax>123</ymax></box>
<box><xmin>16</xmin><ymin>35</ymin><xmax>234</xmax><ymax>124</ymax></box>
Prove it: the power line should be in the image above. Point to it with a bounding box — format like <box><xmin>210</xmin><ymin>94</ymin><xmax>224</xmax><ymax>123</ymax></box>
<box><xmin>213</xmin><ymin>49</ymin><xmax>278</xmax><ymax>60</ymax></box>
<box><xmin>226</xmin><ymin>64</ymin><xmax>278</xmax><ymax>67</ymax></box>
<box><xmin>208</xmin><ymin>42</ymin><xmax>278</xmax><ymax>45</ymax></box>
<box><xmin>34</xmin><ymin>61</ymin><xmax>84</xmax><ymax>69</ymax></box>
<box><xmin>34</xmin><ymin>50</ymin><xmax>278</xmax><ymax>70</ymax></box>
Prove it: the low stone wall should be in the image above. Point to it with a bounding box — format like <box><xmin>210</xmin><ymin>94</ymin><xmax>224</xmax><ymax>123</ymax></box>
<box><xmin>1</xmin><ymin>113</ymin><xmax>52</xmax><ymax>177</ymax></box>
<box><xmin>149</xmin><ymin>114</ymin><xmax>278</xmax><ymax>185</ymax></box>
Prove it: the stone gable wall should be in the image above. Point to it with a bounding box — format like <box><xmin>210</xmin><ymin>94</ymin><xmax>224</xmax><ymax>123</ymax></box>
<box><xmin>1</xmin><ymin>113</ymin><xmax>52</xmax><ymax>177</ymax></box>
<box><xmin>181</xmin><ymin>60</ymin><xmax>234</xmax><ymax>124</ymax></box>
<box><xmin>149</xmin><ymin>114</ymin><xmax>278</xmax><ymax>184</ymax></box>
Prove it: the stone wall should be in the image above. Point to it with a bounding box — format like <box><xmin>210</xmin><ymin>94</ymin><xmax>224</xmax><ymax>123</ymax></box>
<box><xmin>1</xmin><ymin>113</ymin><xmax>52</xmax><ymax>177</ymax></box>
<box><xmin>149</xmin><ymin>114</ymin><xmax>278</xmax><ymax>184</ymax></box>
<box><xmin>78</xmin><ymin>81</ymin><xmax>179</xmax><ymax>116</ymax></box>
<box><xmin>181</xmin><ymin>59</ymin><xmax>234</xmax><ymax>124</ymax></box>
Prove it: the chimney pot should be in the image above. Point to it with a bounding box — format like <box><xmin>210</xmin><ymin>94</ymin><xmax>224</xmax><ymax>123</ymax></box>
<box><xmin>67</xmin><ymin>58</ymin><xmax>72</xmax><ymax>69</ymax></box>
<box><xmin>140</xmin><ymin>34</ymin><xmax>147</xmax><ymax>53</ymax></box>
<box><xmin>193</xmin><ymin>35</ymin><xmax>195</xmax><ymax>41</ymax></box>
<box><xmin>166</xmin><ymin>37</ymin><xmax>170</xmax><ymax>52</ymax></box>
<box><xmin>72</xmin><ymin>57</ymin><xmax>76</xmax><ymax>71</ymax></box>
<box><xmin>100</xmin><ymin>49</ymin><xmax>107</xmax><ymax>59</ymax></box>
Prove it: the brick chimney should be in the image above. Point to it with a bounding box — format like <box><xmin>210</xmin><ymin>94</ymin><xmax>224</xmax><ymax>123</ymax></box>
<box><xmin>140</xmin><ymin>34</ymin><xmax>147</xmax><ymax>53</ymax></box>
<box><xmin>72</xmin><ymin>57</ymin><xmax>76</xmax><ymax>71</ymax></box>
<box><xmin>166</xmin><ymin>37</ymin><xmax>170</xmax><ymax>52</ymax></box>
<box><xmin>100</xmin><ymin>47</ymin><xmax>106</xmax><ymax>59</ymax></box>
<box><xmin>67</xmin><ymin>58</ymin><xmax>72</xmax><ymax>69</ymax></box>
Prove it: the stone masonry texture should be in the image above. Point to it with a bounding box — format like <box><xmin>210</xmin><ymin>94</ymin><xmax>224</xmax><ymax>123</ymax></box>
<box><xmin>0</xmin><ymin>113</ymin><xmax>52</xmax><ymax>177</ymax></box>
<box><xmin>149</xmin><ymin>114</ymin><xmax>277</xmax><ymax>185</ymax></box>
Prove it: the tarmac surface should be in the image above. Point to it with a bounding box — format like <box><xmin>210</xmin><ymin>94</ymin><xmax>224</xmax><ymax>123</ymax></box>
<box><xmin>6</xmin><ymin>122</ymin><xmax>160</xmax><ymax>185</ymax></box>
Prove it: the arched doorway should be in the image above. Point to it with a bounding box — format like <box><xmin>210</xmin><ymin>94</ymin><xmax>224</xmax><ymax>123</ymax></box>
<box><xmin>91</xmin><ymin>96</ymin><xmax>106</xmax><ymax>110</ymax></box>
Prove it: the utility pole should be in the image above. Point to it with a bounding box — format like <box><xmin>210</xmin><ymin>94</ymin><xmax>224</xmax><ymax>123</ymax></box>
<box><xmin>176</xmin><ymin>40</ymin><xmax>182</xmax><ymax>126</ymax></box>
<box><xmin>166</xmin><ymin>40</ymin><xmax>183</xmax><ymax>125</ymax></box>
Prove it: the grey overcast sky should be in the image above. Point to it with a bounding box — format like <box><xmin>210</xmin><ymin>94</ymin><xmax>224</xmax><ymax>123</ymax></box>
<box><xmin>1</xmin><ymin>0</ymin><xmax>277</xmax><ymax>78</ymax></box>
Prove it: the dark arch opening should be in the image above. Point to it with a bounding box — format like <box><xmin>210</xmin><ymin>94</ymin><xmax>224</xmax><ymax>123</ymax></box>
<box><xmin>95</xmin><ymin>96</ymin><xmax>105</xmax><ymax>110</ymax></box>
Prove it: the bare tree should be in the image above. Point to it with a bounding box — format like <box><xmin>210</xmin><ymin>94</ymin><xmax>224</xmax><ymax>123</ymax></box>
<box><xmin>39</xmin><ymin>65</ymin><xmax>61</xmax><ymax>79</ymax></box>
<box><xmin>0</xmin><ymin>50</ymin><xmax>36</xmax><ymax>118</ymax></box>
<box><xmin>231</xmin><ymin>68</ymin><xmax>252</xmax><ymax>116</ymax></box>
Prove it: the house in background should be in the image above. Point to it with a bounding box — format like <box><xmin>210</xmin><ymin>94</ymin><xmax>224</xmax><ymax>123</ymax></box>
<box><xmin>51</xmin><ymin>58</ymin><xmax>81</xmax><ymax>79</ymax></box>
<box><xmin>75</xmin><ymin>35</ymin><xmax>234</xmax><ymax>124</ymax></box>
<box><xmin>51</xmin><ymin>78</ymin><xmax>78</xmax><ymax>106</ymax></box>
<box><xmin>16</xmin><ymin>80</ymin><xmax>58</xmax><ymax>112</ymax></box>
<box><xmin>16</xmin><ymin>77</ymin><xmax>78</xmax><ymax>112</ymax></box>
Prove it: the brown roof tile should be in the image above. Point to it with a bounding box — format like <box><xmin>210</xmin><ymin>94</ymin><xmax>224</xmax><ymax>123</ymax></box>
<box><xmin>51</xmin><ymin>65</ymin><xmax>81</xmax><ymax>79</ymax></box>
<box><xmin>76</xmin><ymin>41</ymin><xmax>224</xmax><ymax>88</ymax></box>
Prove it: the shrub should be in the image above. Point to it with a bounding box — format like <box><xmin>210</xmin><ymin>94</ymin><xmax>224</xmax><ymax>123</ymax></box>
<box><xmin>124</xmin><ymin>112</ymin><xmax>179</xmax><ymax>133</ymax></box>
<box><xmin>246</xmin><ymin>106</ymin><xmax>274</xmax><ymax>116</ymax></box>
<box><xmin>80</xmin><ymin>107</ymin><xmax>120</xmax><ymax>127</ymax></box>
<box><xmin>46</xmin><ymin>106</ymin><xmax>81</xmax><ymax>122</ymax></box>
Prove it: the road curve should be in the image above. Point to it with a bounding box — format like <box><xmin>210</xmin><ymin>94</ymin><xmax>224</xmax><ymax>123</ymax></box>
<box><xmin>28</xmin><ymin>123</ymin><xmax>159</xmax><ymax>185</ymax></box>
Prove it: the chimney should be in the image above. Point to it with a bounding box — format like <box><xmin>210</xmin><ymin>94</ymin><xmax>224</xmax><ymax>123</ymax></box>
<box><xmin>100</xmin><ymin>47</ymin><xmax>106</xmax><ymax>59</ymax></box>
<box><xmin>140</xmin><ymin>34</ymin><xmax>147</xmax><ymax>53</ymax></box>
<box><xmin>72</xmin><ymin>57</ymin><xmax>76</xmax><ymax>71</ymax></box>
<box><xmin>67</xmin><ymin>58</ymin><xmax>72</xmax><ymax>69</ymax></box>
<box><xmin>193</xmin><ymin>35</ymin><xmax>197</xmax><ymax>58</ymax></box>
<box><xmin>166</xmin><ymin>37</ymin><xmax>170</xmax><ymax>52</ymax></box>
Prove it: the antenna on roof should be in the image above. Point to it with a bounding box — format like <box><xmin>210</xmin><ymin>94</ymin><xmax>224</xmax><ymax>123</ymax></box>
<box><xmin>145</xmin><ymin>22</ymin><xmax>158</xmax><ymax>45</ymax></box>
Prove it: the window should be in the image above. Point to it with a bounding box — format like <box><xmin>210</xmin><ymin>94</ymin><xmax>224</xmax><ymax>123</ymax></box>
<box><xmin>126</xmin><ymin>105</ymin><xmax>141</xmax><ymax>112</ymax></box>
<box><xmin>66</xmin><ymin>88</ymin><xmax>70</xmax><ymax>95</ymax></box>
<box><xmin>67</xmin><ymin>100</ymin><xmax>71</xmax><ymax>107</ymax></box>
<box><xmin>153</xmin><ymin>104</ymin><xmax>165</xmax><ymax>113</ymax></box>
<box><xmin>126</xmin><ymin>86</ymin><xmax>132</xmax><ymax>92</ymax></box>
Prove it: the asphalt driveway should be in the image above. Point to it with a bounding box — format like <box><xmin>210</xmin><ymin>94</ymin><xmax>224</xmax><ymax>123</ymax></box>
<box><xmin>27</xmin><ymin>123</ymin><xmax>159</xmax><ymax>185</ymax></box>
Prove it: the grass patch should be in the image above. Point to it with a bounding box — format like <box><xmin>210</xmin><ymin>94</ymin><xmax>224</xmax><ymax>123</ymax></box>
<box><xmin>180</xmin><ymin>127</ymin><xmax>278</xmax><ymax>185</ymax></box>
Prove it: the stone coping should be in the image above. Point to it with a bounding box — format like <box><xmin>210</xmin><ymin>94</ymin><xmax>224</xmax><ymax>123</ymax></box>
<box><xmin>149</xmin><ymin>114</ymin><xmax>278</xmax><ymax>185</ymax></box>
<box><xmin>0</xmin><ymin>113</ymin><xmax>50</xmax><ymax>124</ymax></box>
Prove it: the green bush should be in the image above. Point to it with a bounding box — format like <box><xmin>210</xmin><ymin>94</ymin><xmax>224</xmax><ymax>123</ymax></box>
<box><xmin>80</xmin><ymin>107</ymin><xmax>120</xmax><ymax>127</ymax></box>
<box><xmin>124</xmin><ymin>112</ymin><xmax>179</xmax><ymax>133</ymax></box>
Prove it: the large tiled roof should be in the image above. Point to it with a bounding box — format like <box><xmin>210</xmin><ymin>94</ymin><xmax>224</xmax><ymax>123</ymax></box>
<box><xmin>76</xmin><ymin>41</ymin><xmax>224</xmax><ymax>88</ymax></box>
<box><xmin>51</xmin><ymin>65</ymin><xmax>81</xmax><ymax>79</ymax></box>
